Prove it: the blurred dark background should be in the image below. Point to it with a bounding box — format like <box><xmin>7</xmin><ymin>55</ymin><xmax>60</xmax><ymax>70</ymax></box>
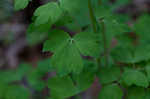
<box><xmin>0</xmin><ymin>0</ymin><xmax>48</xmax><ymax>69</ymax></box>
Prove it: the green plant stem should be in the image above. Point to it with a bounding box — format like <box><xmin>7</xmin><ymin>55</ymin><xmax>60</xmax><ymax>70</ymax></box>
<box><xmin>99</xmin><ymin>0</ymin><xmax>101</xmax><ymax>4</ymax></box>
<box><xmin>88</xmin><ymin>0</ymin><xmax>108</xmax><ymax>67</ymax></box>
<box><xmin>88</xmin><ymin>0</ymin><xmax>102</xmax><ymax>68</ymax></box>
<box><xmin>101</xmin><ymin>20</ymin><xmax>108</xmax><ymax>67</ymax></box>
<box><xmin>88</xmin><ymin>0</ymin><xmax>97</xmax><ymax>33</ymax></box>
<box><xmin>131</xmin><ymin>47</ymin><xmax>136</xmax><ymax>68</ymax></box>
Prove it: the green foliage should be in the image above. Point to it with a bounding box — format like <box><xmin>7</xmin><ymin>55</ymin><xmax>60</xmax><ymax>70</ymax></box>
<box><xmin>48</xmin><ymin>72</ymin><xmax>94</xmax><ymax>99</ymax></box>
<box><xmin>112</xmin><ymin>14</ymin><xmax>150</xmax><ymax>64</ymax></box>
<box><xmin>5</xmin><ymin>85</ymin><xmax>30</xmax><ymax>99</ymax></box>
<box><xmin>146</xmin><ymin>89</ymin><xmax>150</xmax><ymax>99</ymax></box>
<box><xmin>133</xmin><ymin>14</ymin><xmax>150</xmax><ymax>44</ymax></box>
<box><xmin>48</xmin><ymin>76</ymin><xmax>77</xmax><ymax>99</ymax></box>
<box><xmin>0</xmin><ymin>64</ymin><xmax>32</xmax><ymax>99</ymax></box>
<box><xmin>0</xmin><ymin>84</ymin><xmax>30</xmax><ymax>99</ymax></box>
<box><xmin>98</xmin><ymin>66</ymin><xmax>121</xmax><ymax>84</ymax></box>
<box><xmin>12</xmin><ymin>0</ymin><xmax>150</xmax><ymax>99</ymax></box>
<box><xmin>27</xmin><ymin>22</ymin><xmax>51</xmax><ymax>45</ymax></box>
<box><xmin>43</xmin><ymin>29</ymin><xmax>100</xmax><ymax>75</ymax></box>
<box><xmin>122</xmin><ymin>68</ymin><xmax>149</xmax><ymax>88</ymax></box>
<box><xmin>99</xmin><ymin>84</ymin><xmax>123</xmax><ymax>99</ymax></box>
<box><xmin>112</xmin><ymin>45</ymin><xmax>150</xmax><ymax>63</ymax></box>
<box><xmin>59</xmin><ymin>0</ymin><xmax>99</xmax><ymax>27</ymax></box>
<box><xmin>34</xmin><ymin>2</ymin><xmax>62</xmax><ymax>26</ymax></box>
<box><xmin>126</xmin><ymin>87</ymin><xmax>146</xmax><ymax>99</ymax></box>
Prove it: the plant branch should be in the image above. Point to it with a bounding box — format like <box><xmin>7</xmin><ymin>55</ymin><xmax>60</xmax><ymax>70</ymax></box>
<box><xmin>99</xmin><ymin>0</ymin><xmax>101</xmax><ymax>4</ymax></box>
<box><xmin>88</xmin><ymin>0</ymin><xmax>97</xmax><ymax>33</ymax></box>
<box><xmin>101</xmin><ymin>20</ymin><xmax>108</xmax><ymax>67</ymax></box>
<box><xmin>88</xmin><ymin>0</ymin><xmax>102</xmax><ymax>68</ymax></box>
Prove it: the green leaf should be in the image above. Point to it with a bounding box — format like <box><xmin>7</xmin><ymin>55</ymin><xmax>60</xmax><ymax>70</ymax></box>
<box><xmin>59</xmin><ymin>0</ymin><xmax>99</xmax><ymax>27</ymax></box>
<box><xmin>37</xmin><ymin>58</ymin><xmax>53</xmax><ymax>73</ymax></box>
<box><xmin>55</xmin><ymin>12</ymin><xmax>73</xmax><ymax>26</ymax></box>
<box><xmin>99</xmin><ymin>84</ymin><xmax>123</xmax><ymax>99</ymax></box>
<box><xmin>14</xmin><ymin>0</ymin><xmax>29</xmax><ymax>11</ymax></box>
<box><xmin>112</xmin><ymin>45</ymin><xmax>150</xmax><ymax>63</ymax></box>
<box><xmin>74</xmin><ymin>32</ymin><xmax>100</xmax><ymax>57</ymax></box>
<box><xmin>51</xmin><ymin>39</ymin><xmax>83</xmax><ymax>75</ymax></box>
<box><xmin>27</xmin><ymin>22</ymin><xmax>51</xmax><ymax>45</ymax></box>
<box><xmin>146</xmin><ymin>88</ymin><xmax>150</xmax><ymax>99</ymax></box>
<box><xmin>122</xmin><ymin>68</ymin><xmax>149</xmax><ymax>87</ymax></box>
<box><xmin>5</xmin><ymin>85</ymin><xmax>30</xmax><ymax>99</ymax></box>
<box><xmin>28</xmin><ymin>78</ymin><xmax>45</xmax><ymax>91</ymax></box>
<box><xmin>0</xmin><ymin>71</ymin><xmax>19</xmax><ymax>83</ymax></box>
<box><xmin>48</xmin><ymin>72</ymin><xmax>94</xmax><ymax>99</ymax></box>
<box><xmin>100</xmin><ymin>19</ymin><xmax>129</xmax><ymax>47</ymax></box>
<box><xmin>95</xmin><ymin>5</ymin><xmax>111</xmax><ymax>19</ymax></box>
<box><xmin>133</xmin><ymin>45</ymin><xmax>150</xmax><ymax>62</ymax></box>
<box><xmin>98</xmin><ymin>66</ymin><xmax>121</xmax><ymax>84</ymax></box>
<box><xmin>73</xmin><ymin>71</ymin><xmax>95</xmax><ymax>92</ymax></box>
<box><xmin>43</xmin><ymin>29</ymin><xmax>70</xmax><ymax>52</ymax></box>
<box><xmin>0</xmin><ymin>82</ymin><xmax>7</xmax><ymax>98</ymax></box>
<box><xmin>59</xmin><ymin>0</ymin><xmax>90</xmax><ymax>27</ymax></box>
<box><xmin>60</xmin><ymin>0</ymin><xmax>89</xmax><ymax>13</ymax></box>
<box><xmin>48</xmin><ymin>76</ymin><xmax>78</xmax><ymax>99</ymax></box>
<box><xmin>0</xmin><ymin>63</ymin><xmax>32</xmax><ymax>84</ymax></box>
<box><xmin>133</xmin><ymin>14</ymin><xmax>150</xmax><ymax>44</ymax></box>
<box><xmin>112</xmin><ymin>47</ymin><xmax>134</xmax><ymax>63</ymax></box>
<box><xmin>83</xmin><ymin>59</ymin><xmax>98</xmax><ymax>73</ymax></box>
<box><xmin>127</xmin><ymin>87</ymin><xmax>146</xmax><ymax>99</ymax></box>
<box><xmin>44</xmin><ymin>30</ymin><xmax>77</xmax><ymax>75</ymax></box>
<box><xmin>13</xmin><ymin>63</ymin><xmax>32</xmax><ymax>80</ymax></box>
<box><xmin>95</xmin><ymin>5</ymin><xmax>130</xmax><ymax>47</ymax></box>
<box><xmin>111</xmin><ymin>15</ymin><xmax>150</xmax><ymax>64</ymax></box>
<box><xmin>43</xmin><ymin>29</ymin><xmax>100</xmax><ymax>75</ymax></box>
<box><xmin>27</xmin><ymin>69</ymin><xmax>45</xmax><ymax>91</ymax></box>
<box><xmin>34</xmin><ymin>2</ymin><xmax>62</xmax><ymax>25</ymax></box>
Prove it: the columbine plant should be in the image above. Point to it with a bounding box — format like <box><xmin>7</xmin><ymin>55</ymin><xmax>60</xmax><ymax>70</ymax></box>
<box><xmin>1</xmin><ymin>0</ymin><xmax>148</xmax><ymax>99</ymax></box>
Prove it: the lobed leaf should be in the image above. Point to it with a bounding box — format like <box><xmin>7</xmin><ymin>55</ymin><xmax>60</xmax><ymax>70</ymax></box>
<box><xmin>34</xmin><ymin>2</ymin><xmax>63</xmax><ymax>25</ymax></box>
<box><xmin>122</xmin><ymin>68</ymin><xmax>149</xmax><ymax>87</ymax></box>
<box><xmin>43</xmin><ymin>29</ymin><xmax>100</xmax><ymax>75</ymax></box>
